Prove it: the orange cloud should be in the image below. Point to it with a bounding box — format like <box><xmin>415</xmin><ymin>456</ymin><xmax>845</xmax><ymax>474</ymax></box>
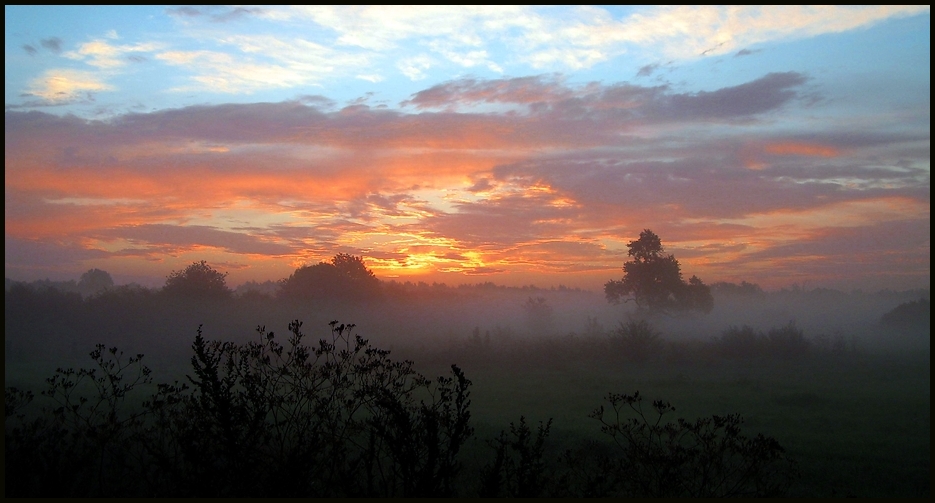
<box><xmin>764</xmin><ymin>142</ymin><xmax>841</xmax><ymax>157</ymax></box>
<box><xmin>740</xmin><ymin>141</ymin><xmax>841</xmax><ymax>169</ymax></box>
<box><xmin>5</xmin><ymin>72</ymin><xmax>930</xmax><ymax>292</ymax></box>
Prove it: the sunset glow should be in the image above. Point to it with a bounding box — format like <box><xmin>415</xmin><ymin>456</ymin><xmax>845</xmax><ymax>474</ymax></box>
<box><xmin>5</xmin><ymin>5</ymin><xmax>930</xmax><ymax>291</ymax></box>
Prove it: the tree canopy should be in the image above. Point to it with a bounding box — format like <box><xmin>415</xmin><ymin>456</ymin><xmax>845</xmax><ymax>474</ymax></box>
<box><xmin>604</xmin><ymin>229</ymin><xmax>713</xmax><ymax>315</ymax></box>
<box><xmin>78</xmin><ymin>268</ymin><xmax>114</xmax><ymax>296</ymax></box>
<box><xmin>162</xmin><ymin>260</ymin><xmax>232</xmax><ymax>299</ymax></box>
<box><xmin>279</xmin><ymin>253</ymin><xmax>381</xmax><ymax>301</ymax></box>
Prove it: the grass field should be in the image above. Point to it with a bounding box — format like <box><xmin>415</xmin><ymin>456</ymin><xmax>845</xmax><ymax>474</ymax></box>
<box><xmin>413</xmin><ymin>346</ymin><xmax>931</xmax><ymax>498</ymax></box>
<box><xmin>5</xmin><ymin>291</ymin><xmax>929</xmax><ymax>497</ymax></box>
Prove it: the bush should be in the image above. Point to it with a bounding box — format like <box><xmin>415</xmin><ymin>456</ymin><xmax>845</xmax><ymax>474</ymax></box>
<box><xmin>717</xmin><ymin>325</ymin><xmax>765</xmax><ymax>359</ymax></box>
<box><xmin>767</xmin><ymin>321</ymin><xmax>810</xmax><ymax>359</ymax></box>
<box><xmin>880</xmin><ymin>297</ymin><xmax>929</xmax><ymax>330</ymax></box>
<box><xmin>611</xmin><ymin>319</ymin><xmax>663</xmax><ymax>362</ymax></box>
<box><xmin>279</xmin><ymin>254</ymin><xmax>381</xmax><ymax>302</ymax></box>
<box><xmin>588</xmin><ymin>391</ymin><xmax>797</xmax><ymax>497</ymax></box>
<box><xmin>478</xmin><ymin>416</ymin><xmax>553</xmax><ymax>497</ymax></box>
<box><xmin>162</xmin><ymin>261</ymin><xmax>232</xmax><ymax>299</ymax></box>
<box><xmin>6</xmin><ymin>321</ymin><xmax>473</xmax><ymax>497</ymax></box>
<box><xmin>6</xmin><ymin>320</ymin><xmax>799</xmax><ymax>497</ymax></box>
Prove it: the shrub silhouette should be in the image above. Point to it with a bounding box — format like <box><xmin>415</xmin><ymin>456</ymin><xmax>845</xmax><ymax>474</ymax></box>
<box><xmin>5</xmin><ymin>319</ymin><xmax>799</xmax><ymax>497</ymax></box>
<box><xmin>279</xmin><ymin>254</ymin><xmax>381</xmax><ymax>301</ymax></box>
<box><xmin>611</xmin><ymin>319</ymin><xmax>663</xmax><ymax>362</ymax></box>
<box><xmin>77</xmin><ymin>268</ymin><xmax>114</xmax><ymax>297</ymax></box>
<box><xmin>278</xmin><ymin>262</ymin><xmax>341</xmax><ymax>300</ymax></box>
<box><xmin>5</xmin><ymin>346</ymin><xmax>154</xmax><ymax>496</ymax></box>
<box><xmin>151</xmin><ymin>320</ymin><xmax>473</xmax><ymax>497</ymax></box>
<box><xmin>6</xmin><ymin>320</ymin><xmax>472</xmax><ymax>497</ymax></box>
<box><xmin>766</xmin><ymin>321</ymin><xmax>810</xmax><ymax>359</ymax></box>
<box><xmin>717</xmin><ymin>325</ymin><xmax>766</xmax><ymax>359</ymax></box>
<box><xmin>162</xmin><ymin>260</ymin><xmax>232</xmax><ymax>299</ymax></box>
<box><xmin>589</xmin><ymin>391</ymin><xmax>797</xmax><ymax>497</ymax></box>
<box><xmin>478</xmin><ymin>416</ymin><xmax>554</xmax><ymax>497</ymax></box>
<box><xmin>880</xmin><ymin>297</ymin><xmax>930</xmax><ymax>332</ymax></box>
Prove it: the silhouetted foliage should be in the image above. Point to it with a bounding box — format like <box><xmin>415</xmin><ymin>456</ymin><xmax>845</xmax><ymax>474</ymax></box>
<box><xmin>717</xmin><ymin>325</ymin><xmax>766</xmax><ymax>359</ymax></box>
<box><xmin>880</xmin><ymin>297</ymin><xmax>930</xmax><ymax>331</ymax></box>
<box><xmin>5</xmin><ymin>320</ymin><xmax>473</xmax><ymax>497</ymax></box>
<box><xmin>589</xmin><ymin>391</ymin><xmax>797</xmax><ymax>497</ymax></box>
<box><xmin>5</xmin><ymin>345</ymin><xmax>153</xmax><ymax>496</ymax></box>
<box><xmin>611</xmin><ymin>319</ymin><xmax>663</xmax><ymax>362</ymax></box>
<box><xmin>478</xmin><ymin>416</ymin><xmax>554</xmax><ymax>497</ymax></box>
<box><xmin>279</xmin><ymin>254</ymin><xmax>381</xmax><ymax>302</ymax></box>
<box><xmin>77</xmin><ymin>268</ymin><xmax>114</xmax><ymax>297</ymax></box>
<box><xmin>604</xmin><ymin>229</ymin><xmax>713</xmax><ymax>315</ymax></box>
<box><xmin>4</xmin><ymin>315</ymin><xmax>806</xmax><ymax>497</ymax></box>
<box><xmin>162</xmin><ymin>260</ymin><xmax>232</xmax><ymax>299</ymax></box>
<box><xmin>766</xmin><ymin>321</ymin><xmax>811</xmax><ymax>359</ymax></box>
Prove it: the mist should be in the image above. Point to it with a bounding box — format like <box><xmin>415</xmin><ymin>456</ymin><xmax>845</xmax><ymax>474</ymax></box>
<box><xmin>4</xmin><ymin>269</ymin><xmax>930</xmax><ymax>497</ymax></box>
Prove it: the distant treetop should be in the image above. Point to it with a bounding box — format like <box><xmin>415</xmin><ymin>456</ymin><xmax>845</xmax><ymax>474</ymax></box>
<box><xmin>279</xmin><ymin>254</ymin><xmax>381</xmax><ymax>301</ymax></box>
<box><xmin>604</xmin><ymin>229</ymin><xmax>713</xmax><ymax>316</ymax></box>
<box><xmin>78</xmin><ymin>268</ymin><xmax>114</xmax><ymax>297</ymax></box>
<box><xmin>162</xmin><ymin>260</ymin><xmax>232</xmax><ymax>299</ymax></box>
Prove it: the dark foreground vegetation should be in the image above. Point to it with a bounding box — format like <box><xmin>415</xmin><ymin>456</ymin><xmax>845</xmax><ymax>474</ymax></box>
<box><xmin>4</xmin><ymin>257</ymin><xmax>929</xmax><ymax>497</ymax></box>
<box><xmin>6</xmin><ymin>319</ymin><xmax>797</xmax><ymax>497</ymax></box>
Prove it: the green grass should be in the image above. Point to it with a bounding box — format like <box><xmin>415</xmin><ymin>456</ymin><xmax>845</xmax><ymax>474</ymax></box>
<box><xmin>432</xmin><ymin>351</ymin><xmax>930</xmax><ymax>497</ymax></box>
<box><xmin>7</xmin><ymin>337</ymin><xmax>929</xmax><ymax>497</ymax></box>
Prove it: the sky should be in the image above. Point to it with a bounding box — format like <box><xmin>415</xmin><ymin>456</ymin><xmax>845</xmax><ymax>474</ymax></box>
<box><xmin>4</xmin><ymin>5</ymin><xmax>931</xmax><ymax>292</ymax></box>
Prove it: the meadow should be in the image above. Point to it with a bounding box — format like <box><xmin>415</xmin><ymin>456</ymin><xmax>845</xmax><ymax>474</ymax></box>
<box><xmin>4</xmin><ymin>280</ymin><xmax>930</xmax><ymax>497</ymax></box>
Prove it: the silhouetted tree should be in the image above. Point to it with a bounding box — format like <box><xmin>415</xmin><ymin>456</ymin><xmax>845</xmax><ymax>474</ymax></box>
<box><xmin>880</xmin><ymin>297</ymin><xmax>930</xmax><ymax>331</ymax></box>
<box><xmin>604</xmin><ymin>229</ymin><xmax>713</xmax><ymax>316</ymax></box>
<box><xmin>78</xmin><ymin>268</ymin><xmax>114</xmax><ymax>297</ymax></box>
<box><xmin>162</xmin><ymin>261</ymin><xmax>231</xmax><ymax>299</ymax></box>
<box><xmin>279</xmin><ymin>254</ymin><xmax>381</xmax><ymax>301</ymax></box>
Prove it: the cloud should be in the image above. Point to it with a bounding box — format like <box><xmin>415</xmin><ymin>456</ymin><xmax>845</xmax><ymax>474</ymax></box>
<box><xmin>156</xmin><ymin>50</ymin><xmax>308</xmax><ymax>93</ymax></box>
<box><xmin>397</xmin><ymin>55</ymin><xmax>433</xmax><ymax>81</ymax></box>
<box><xmin>4</xmin><ymin>62</ymin><xmax>928</xmax><ymax>290</ymax></box>
<box><xmin>65</xmin><ymin>39</ymin><xmax>162</xmax><ymax>69</ymax></box>
<box><xmin>165</xmin><ymin>6</ymin><xmax>202</xmax><ymax>18</ymax></box>
<box><xmin>136</xmin><ymin>4</ymin><xmax>932</xmax><ymax>104</ymax></box>
<box><xmin>166</xmin><ymin>5</ymin><xmax>265</xmax><ymax>23</ymax></box>
<box><xmin>5</xmin><ymin>236</ymin><xmax>109</xmax><ymax>269</ymax></box>
<box><xmin>22</xmin><ymin>69</ymin><xmax>114</xmax><ymax>105</ymax></box>
<box><xmin>283</xmin><ymin>5</ymin><xmax>525</xmax><ymax>51</ymax></box>
<box><xmin>403</xmin><ymin>75</ymin><xmax>573</xmax><ymax>109</ymax></box>
<box><xmin>613</xmin><ymin>5</ymin><xmax>930</xmax><ymax>60</ymax></box>
<box><xmin>154</xmin><ymin>34</ymin><xmax>371</xmax><ymax>94</ymax></box>
<box><xmin>404</xmin><ymin>72</ymin><xmax>806</xmax><ymax>124</ymax></box>
<box><xmin>20</xmin><ymin>37</ymin><xmax>65</xmax><ymax>57</ymax></box>
<box><xmin>269</xmin><ymin>5</ymin><xmax>930</xmax><ymax>75</ymax></box>
<box><xmin>636</xmin><ymin>63</ymin><xmax>659</xmax><ymax>77</ymax></box>
<box><xmin>641</xmin><ymin>72</ymin><xmax>807</xmax><ymax>120</ymax></box>
<box><xmin>96</xmin><ymin>224</ymin><xmax>296</xmax><ymax>256</ymax></box>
